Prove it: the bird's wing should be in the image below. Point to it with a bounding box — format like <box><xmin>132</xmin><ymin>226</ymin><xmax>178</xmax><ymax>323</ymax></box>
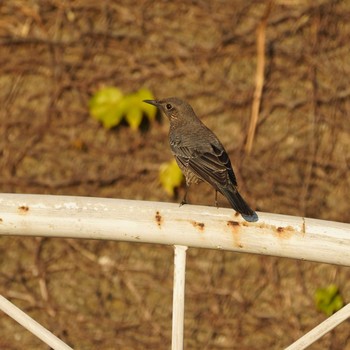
<box><xmin>174</xmin><ymin>143</ymin><xmax>238</xmax><ymax>188</ymax></box>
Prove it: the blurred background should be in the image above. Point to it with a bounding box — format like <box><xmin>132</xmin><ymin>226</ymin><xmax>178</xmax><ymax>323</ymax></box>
<box><xmin>0</xmin><ymin>0</ymin><xmax>349</xmax><ymax>349</ymax></box>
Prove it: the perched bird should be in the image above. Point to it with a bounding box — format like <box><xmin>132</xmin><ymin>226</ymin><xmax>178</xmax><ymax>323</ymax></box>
<box><xmin>143</xmin><ymin>97</ymin><xmax>255</xmax><ymax>217</ymax></box>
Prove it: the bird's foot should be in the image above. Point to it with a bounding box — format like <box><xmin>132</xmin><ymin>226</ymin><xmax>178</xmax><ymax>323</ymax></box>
<box><xmin>214</xmin><ymin>190</ymin><xmax>219</xmax><ymax>209</ymax></box>
<box><xmin>179</xmin><ymin>190</ymin><xmax>188</xmax><ymax>207</ymax></box>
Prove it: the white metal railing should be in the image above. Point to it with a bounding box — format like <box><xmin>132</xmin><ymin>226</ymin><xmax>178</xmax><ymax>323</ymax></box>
<box><xmin>0</xmin><ymin>294</ymin><xmax>73</xmax><ymax>350</ymax></box>
<box><xmin>0</xmin><ymin>193</ymin><xmax>349</xmax><ymax>349</ymax></box>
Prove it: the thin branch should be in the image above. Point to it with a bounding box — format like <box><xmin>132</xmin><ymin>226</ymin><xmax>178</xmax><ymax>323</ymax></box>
<box><xmin>245</xmin><ymin>0</ymin><xmax>274</xmax><ymax>155</ymax></box>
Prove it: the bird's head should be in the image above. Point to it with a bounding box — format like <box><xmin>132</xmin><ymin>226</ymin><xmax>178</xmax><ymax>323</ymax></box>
<box><xmin>143</xmin><ymin>97</ymin><xmax>195</xmax><ymax>124</ymax></box>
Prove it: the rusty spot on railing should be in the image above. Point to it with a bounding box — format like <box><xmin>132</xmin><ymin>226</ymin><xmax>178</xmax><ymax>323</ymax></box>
<box><xmin>190</xmin><ymin>221</ymin><xmax>205</xmax><ymax>232</ymax></box>
<box><xmin>227</xmin><ymin>220</ymin><xmax>240</xmax><ymax>228</ymax></box>
<box><xmin>18</xmin><ymin>205</ymin><xmax>29</xmax><ymax>214</ymax></box>
<box><xmin>0</xmin><ymin>218</ymin><xmax>3</xmax><ymax>223</ymax></box>
<box><xmin>155</xmin><ymin>211</ymin><xmax>163</xmax><ymax>228</ymax></box>
<box><xmin>275</xmin><ymin>225</ymin><xmax>295</xmax><ymax>239</ymax></box>
<box><xmin>302</xmin><ymin>217</ymin><xmax>306</xmax><ymax>234</ymax></box>
<box><xmin>227</xmin><ymin>220</ymin><xmax>243</xmax><ymax>248</ymax></box>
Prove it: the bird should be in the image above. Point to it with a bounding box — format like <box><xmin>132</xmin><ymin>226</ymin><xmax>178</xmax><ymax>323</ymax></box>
<box><xmin>143</xmin><ymin>97</ymin><xmax>255</xmax><ymax>217</ymax></box>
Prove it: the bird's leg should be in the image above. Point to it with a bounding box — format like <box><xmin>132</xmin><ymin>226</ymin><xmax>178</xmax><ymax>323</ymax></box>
<box><xmin>180</xmin><ymin>185</ymin><xmax>190</xmax><ymax>206</ymax></box>
<box><xmin>215</xmin><ymin>190</ymin><xmax>219</xmax><ymax>209</ymax></box>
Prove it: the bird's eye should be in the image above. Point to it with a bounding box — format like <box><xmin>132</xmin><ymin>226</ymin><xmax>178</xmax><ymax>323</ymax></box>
<box><xmin>166</xmin><ymin>103</ymin><xmax>172</xmax><ymax>110</ymax></box>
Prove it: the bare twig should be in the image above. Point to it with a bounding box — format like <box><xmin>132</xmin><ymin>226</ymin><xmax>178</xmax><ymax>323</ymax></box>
<box><xmin>245</xmin><ymin>0</ymin><xmax>274</xmax><ymax>155</ymax></box>
<box><xmin>300</xmin><ymin>13</ymin><xmax>320</xmax><ymax>215</ymax></box>
<box><xmin>34</xmin><ymin>238</ymin><xmax>56</xmax><ymax>317</ymax></box>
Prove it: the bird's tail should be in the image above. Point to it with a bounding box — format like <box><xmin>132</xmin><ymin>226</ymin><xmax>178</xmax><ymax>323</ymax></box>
<box><xmin>220</xmin><ymin>187</ymin><xmax>255</xmax><ymax>216</ymax></box>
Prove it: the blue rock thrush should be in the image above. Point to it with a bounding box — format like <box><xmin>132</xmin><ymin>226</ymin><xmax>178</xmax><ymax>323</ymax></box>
<box><xmin>144</xmin><ymin>97</ymin><xmax>255</xmax><ymax>217</ymax></box>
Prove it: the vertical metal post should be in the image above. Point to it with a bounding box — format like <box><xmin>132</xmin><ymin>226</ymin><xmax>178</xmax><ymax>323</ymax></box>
<box><xmin>171</xmin><ymin>245</ymin><xmax>188</xmax><ymax>350</ymax></box>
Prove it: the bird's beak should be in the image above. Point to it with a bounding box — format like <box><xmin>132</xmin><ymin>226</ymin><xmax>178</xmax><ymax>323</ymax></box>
<box><xmin>143</xmin><ymin>99</ymin><xmax>159</xmax><ymax>107</ymax></box>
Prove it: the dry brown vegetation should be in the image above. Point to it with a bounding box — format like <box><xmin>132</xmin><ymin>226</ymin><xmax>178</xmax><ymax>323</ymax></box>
<box><xmin>0</xmin><ymin>1</ymin><xmax>349</xmax><ymax>349</ymax></box>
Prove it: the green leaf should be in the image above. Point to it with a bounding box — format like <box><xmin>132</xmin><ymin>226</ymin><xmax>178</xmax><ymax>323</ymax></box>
<box><xmin>138</xmin><ymin>88</ymin><xmax>157</xmax><ymax>121</ymax></box>
<box><xmin>314</xmin><ymin>285</ymin><xmax>344</xmax><ymax>316</ymax></box>
<box><xmin>89</xmin><ymin>86</ymin><xmax>156</xmax><ymax>130</ymax></box>
<box><xmin>125</xmin><ymin>106</ymin><xmax>143</xmax><ymax>130</ymax></box>
<box><xmin>89</xmin><ymin>87</ymin><xmax>124</xmax><ymax>129</ymax></box>
<box><xmin>159</xmin><ymin>159</ymin><xmax>184</xmax><ymax>196</ymax></box>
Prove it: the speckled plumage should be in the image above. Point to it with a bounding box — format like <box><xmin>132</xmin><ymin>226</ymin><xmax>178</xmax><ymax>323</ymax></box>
<box><xmin>144</xmin><ymin>97</ymin><xmax>254</xmax><ymax>216</ymax></box>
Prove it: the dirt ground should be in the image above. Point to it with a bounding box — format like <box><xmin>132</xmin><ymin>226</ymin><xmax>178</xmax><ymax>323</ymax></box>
<box><xmin>0</xmin><ymin>1</ymin><xmax>350</xmax><ymax>349</ymax></box>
